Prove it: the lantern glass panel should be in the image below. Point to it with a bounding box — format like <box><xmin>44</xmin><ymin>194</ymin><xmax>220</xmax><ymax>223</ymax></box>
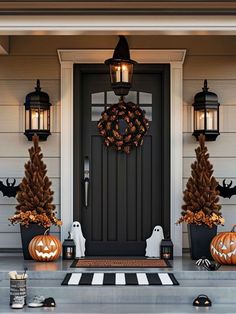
<box><xmin>162</xmin><ymin>247</ymin><xmax>171</xmax><ymax>260</ymax></box>
<box><xmin>48</xmin><ymin>109</ymin><xmax>50</xmax><ymax>130</ymax></box>
<box><xmin>31</xmin><ymin>108</ymin><xmax>40</xmax><ymax>130</ymax></box>
<box><xmin>45</xmin><ymin>109</ymin><xmax>49</xmax><ymax>130</ymax></box>
<box><xmin>25</xmin><ymin>109</ymin><xmax>30</xmax><ymax>130</ymax></box>
<box><xmin>206</xmin><ymin>109</ymin><xmax>218</xmax><ymax>130</ymax></box>
<box><xmin>110</xmin><ymin>62</ymin><xmax>133</xmax><ymax>84</ymax></box>
<box><xmin>39</xmin><ymin>109</ymin><xmax>44</xmax><ymax>130</ymax></box>
<box><xmin>195</xmin><ymin>109</ymin><xmax>205</xmax><ymax>130</ymax></box>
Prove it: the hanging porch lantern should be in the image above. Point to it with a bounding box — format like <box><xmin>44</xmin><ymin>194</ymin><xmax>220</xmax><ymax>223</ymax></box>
<box><xmin>24</xmin><ymin>80</ymin><xmax>51</xmax><ymax>141</ymax></box>
<box><xmin>192</xmin><ymin>80</ymin><xmax>220</xmax><ymax>141</ymax></box>
<box><xmin>105</xmin><ymin>35</ymin><xmax>137</xmax><ymax>96</ymax></box>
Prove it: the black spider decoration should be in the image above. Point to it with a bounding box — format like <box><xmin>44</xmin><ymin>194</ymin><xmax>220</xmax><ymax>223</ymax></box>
<box><xmin>196</xmin><ymin>256</ymin><xmax>221</xmax><ymax>271</ymax></box>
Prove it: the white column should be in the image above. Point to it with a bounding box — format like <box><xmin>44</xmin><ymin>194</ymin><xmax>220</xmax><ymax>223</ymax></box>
<box><xmin>170</xmin><ymin>63</ymin><xmax>183</xmax><ymax>256</ymax></box>
<box><xmin>60</xmin><ymin>62</ymin><xmax>74</xmax><ymax>242</ymax></box>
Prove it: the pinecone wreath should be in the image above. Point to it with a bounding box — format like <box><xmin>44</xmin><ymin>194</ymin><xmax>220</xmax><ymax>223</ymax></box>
<box><xmin>97</xmin><ymin>99</ymin><xmax>149</xmax><ymax>154</ymax></box>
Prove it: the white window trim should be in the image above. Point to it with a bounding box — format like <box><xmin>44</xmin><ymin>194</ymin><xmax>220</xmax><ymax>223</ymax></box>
<box><xmin>58</xmin><ymin>49</ymin><xmax>186</xmax><ymax>256</ymax></box>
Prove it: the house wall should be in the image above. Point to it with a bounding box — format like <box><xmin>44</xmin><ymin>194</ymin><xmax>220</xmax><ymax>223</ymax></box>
<box><xmin>1</xmin><ymin>35</ymin><xmax>236</xmax><ymax>250</ymax></box>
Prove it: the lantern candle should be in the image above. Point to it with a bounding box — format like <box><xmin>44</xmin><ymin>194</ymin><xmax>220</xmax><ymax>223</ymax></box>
<box><xmin>162</xmin><ymin>252</ymin><xmax>171</xmax><ymax>259</ymax></box>
<box><xmin>39</xmin><ymin>110</ymin><xmax>44</xmax><ymax>130</ymax></box>
<box><xmin>122</xmin><ymin>65</ymin><xmax>129</xmax><ymax>82</ymax></box>
<box><xmin>65</xmin><ymin>247</ymin><xmax>73</xmax><ymax>259</ymax></box>
<box><xmin>199</xmin><ymin>113</ymin><xmax>205</xmax><ymax>130</ymax></box>
<box><xmin>31</xmin><ymin>111</ymin><xmax>39</xmax><ymax>129</ymax></box>
<box><xmin>206</xmin><ymin>112</ymin><xmax>213</xmax><ymax>130</ymax></box>
<box><xmin>115</xmin><ymin>66</ymin><xmax>121</xmax><ymax>82</ymax></box>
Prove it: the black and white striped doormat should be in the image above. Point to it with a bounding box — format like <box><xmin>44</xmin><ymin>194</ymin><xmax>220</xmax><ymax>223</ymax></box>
<box><xmin>62</xmin><ymin>272</ymin><xmax>179</xmax><ymax>286</ymax></box>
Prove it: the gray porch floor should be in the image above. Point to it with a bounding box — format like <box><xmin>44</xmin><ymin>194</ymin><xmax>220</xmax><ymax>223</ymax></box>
<box><xmin>1</xmin><ymin>303</ymin><xmax>236</xmax><ymax>314</ymax></box>
<box><xmin>0</xmin><ymin>256</ymin><xmax>236</xmax><ymax>313</ymax></box>
<box><xmin>0</xmin><ymin>255</ymin><xmax>235</xmax><ymax>272</ymax></box>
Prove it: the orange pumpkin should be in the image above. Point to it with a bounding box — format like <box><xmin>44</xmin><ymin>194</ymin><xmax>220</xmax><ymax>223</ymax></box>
<box><xmin>211</xmin><ymin>225</ymin><xmax>236</xmax><ymax>264</ymax></box>
<box><xmin>29</xmin><ymin>230</ymin><xmax>61</xmax><ymax>262</ymax></box>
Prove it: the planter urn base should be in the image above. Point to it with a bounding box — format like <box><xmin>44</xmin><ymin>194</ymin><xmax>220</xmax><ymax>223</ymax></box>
<box><xmin>188</xmin><ymin>224</ymin><xmax>217</xmax><ymax>260</ymax></box>
<box><xmin>20</xmin><ymin>224</ymin><xmax>47</xmax><ymax>260</ymax></box>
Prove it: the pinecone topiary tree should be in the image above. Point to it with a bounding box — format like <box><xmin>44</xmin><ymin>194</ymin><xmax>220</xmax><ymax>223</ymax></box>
<box><xmin>178</xmin><ymin>134</ymin><xmax>224</xmax><ymax>228</ymax></box>
<box><xmin>9</xmin><ymin>134</ymin><xmax>62</xmax><ymax>228</ymax></box>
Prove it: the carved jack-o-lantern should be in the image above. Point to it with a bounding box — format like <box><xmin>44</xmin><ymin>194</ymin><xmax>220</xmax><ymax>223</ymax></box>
<box><xmin>211</xmin><ymin>225</ymin><xmax>236</xmax><ymax>264</ymax></box>
<box><xmin>29</xmin><ymin>230</ymin><xmax>61</xmax><ymax>262</ymax></box>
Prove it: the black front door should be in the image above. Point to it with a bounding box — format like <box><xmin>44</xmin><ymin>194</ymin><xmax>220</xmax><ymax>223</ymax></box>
<box><xmin>74</xmin><ymin>64</ymin><xmax>170</xmax><ymax>256</ymax></box>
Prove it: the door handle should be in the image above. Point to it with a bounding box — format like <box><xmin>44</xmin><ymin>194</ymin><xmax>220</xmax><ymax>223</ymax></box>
<box><xmin>84</xmin><ymin>156</ymin><xmax>90</xmax><ymax>207</ymax></box>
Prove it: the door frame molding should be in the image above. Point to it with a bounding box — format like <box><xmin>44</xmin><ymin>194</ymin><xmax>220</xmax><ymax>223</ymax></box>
<box><xmin>58</xmin><ymin>49</ymin><xmax>186</xmax><ymax>256</ymax></box>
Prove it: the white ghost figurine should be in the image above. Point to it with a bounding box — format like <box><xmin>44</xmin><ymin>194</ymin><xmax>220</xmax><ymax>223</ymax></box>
<box><xmin>70</xmin><ymin>221</ymin><xmax>86</xmax><ymax>258</ymax></box>
<box><xmin>145</xmin><ymin>225</ymin><xmax>164</xmax><ymax>258</ymax></box>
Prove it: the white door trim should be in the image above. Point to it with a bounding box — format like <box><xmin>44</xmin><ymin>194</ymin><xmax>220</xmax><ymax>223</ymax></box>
<box><xmin>58</xmin><ymin>49</ymin><xmax>186</xmax><ymax>256</ymax></box>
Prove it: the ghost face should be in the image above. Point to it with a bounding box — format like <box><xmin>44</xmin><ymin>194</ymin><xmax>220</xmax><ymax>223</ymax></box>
<box><xmin>72</xmin><ymin>222</ymin><xmax>81</xmax><ymax>229</ymax></box>
<box><xmin>152</xmin><ymin>225</ymin><xmax>164</xmax><ymax>237</ymax></box>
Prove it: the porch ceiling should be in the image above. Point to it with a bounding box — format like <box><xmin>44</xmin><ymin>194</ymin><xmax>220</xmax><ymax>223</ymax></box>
<box><xmin>1</xmin><ymin>15</ymin><xmax>236</xmax><ymax>35</ymax></box>
<box><xmin>1</xmin><ymin>0</ymin><xmax>236</xmax><ymax>36</ymax></box>
<box><xmin>2</xmin><ymin>1</ymin><xmax>236</xmax><ymax>15</ymax></box>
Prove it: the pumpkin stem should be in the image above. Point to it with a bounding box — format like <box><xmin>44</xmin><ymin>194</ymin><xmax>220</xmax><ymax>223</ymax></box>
<box><xmin>231</xmin><ymin>225</ymin><xmax>236</xmax><ymax>232</ymax></box>
<box><xmin>44</xmin><ymin>228</ymin><xmax>50</xmax><ymax>235</ymax></box>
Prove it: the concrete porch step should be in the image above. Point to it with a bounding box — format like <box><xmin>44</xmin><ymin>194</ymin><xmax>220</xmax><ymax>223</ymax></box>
<box><xmin>0</xmin><ymin>303</ymin><xmax>236</xmax><ymax>314</ymax></box>
<box><xmin>2</xmin><ymin>268</ymin><xmax>236</xmax><ymax>280</ymax></box>
<box><xmin>1</xmin><ymin>278</ymin><xmax>236</xmax><ymax>304</ymax></box>
<box><xmin>1</xmin><ymin>256</ymin><xmax>236</xmax><ymax>308</ymax></box>
<box><xmin>2</xmin><ymin>278</ymin><xmax>236</xmax><ymax>288</ymax></box>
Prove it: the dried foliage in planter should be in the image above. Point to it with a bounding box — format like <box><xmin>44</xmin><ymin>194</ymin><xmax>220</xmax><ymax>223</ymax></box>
<box><xmin>9</xmin><ymin>135</ymin><xmax>62</xmax><ymax>228</ymax></box>
<box><xmin>97</xmin><ymin>99</ymin><xmax>149</xmax><ymax>154</ymax></box>
<box><xmin>178</xmin><ymin>134</ymin><xmax>224</xmax><ymax>228</ymax></box>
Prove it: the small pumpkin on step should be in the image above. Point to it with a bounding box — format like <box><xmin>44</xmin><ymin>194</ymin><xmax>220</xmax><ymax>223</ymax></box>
<box><xmin>29</xmin><ymin>229</ymin><xmax>61</xmax><ymax>262</ymax></box>
<box><xmin>211</xmin><ymin>225</ymin><xmax>236</xmax><ymax>264</ymax></box>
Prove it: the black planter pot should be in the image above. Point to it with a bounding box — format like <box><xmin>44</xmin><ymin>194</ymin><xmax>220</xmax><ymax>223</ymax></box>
<box><xmin>188</xmin><ymin>224</ymin><xmax>217</xmax><ymax>260</ymax></box>
<box><xmin>20</xmin><ymin>224</ymin><xmax>47</xmax><ymax>260</ymax></box>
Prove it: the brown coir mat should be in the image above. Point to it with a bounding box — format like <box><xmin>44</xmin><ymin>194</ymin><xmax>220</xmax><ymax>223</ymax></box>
<box><xmin>71</xmin><ymin>258</ymin><xmax>171</xmax><ymax>268</ymax></box>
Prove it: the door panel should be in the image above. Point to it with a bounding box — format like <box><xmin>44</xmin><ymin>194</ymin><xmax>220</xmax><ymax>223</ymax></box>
<box><xmin>74</xmin><ymin>64</ymin><xmax>170</xmax><ymax>256</ymax></box>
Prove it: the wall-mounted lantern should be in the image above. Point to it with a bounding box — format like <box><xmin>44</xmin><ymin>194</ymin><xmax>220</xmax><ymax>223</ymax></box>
<box><xmin>24</xmin><ymin>80</ymin><xmax>51</xmax><ymax>141</ymax></box>
<box><xmin>105</xmin><ymin>35</ymin><xmax>137</xmax><ymax>97</ymax></box>
<box><xmin>192</xmin><ymin>80</ymin><xmax>220</xmax><ymax>141</ymax></box>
